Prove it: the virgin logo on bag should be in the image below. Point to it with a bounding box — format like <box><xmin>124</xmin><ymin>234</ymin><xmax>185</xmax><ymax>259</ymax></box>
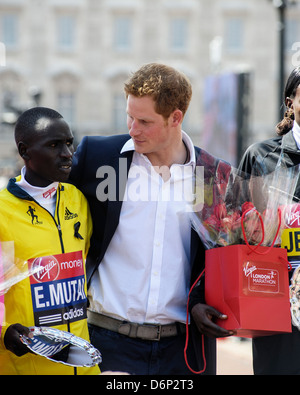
<box><xmin>205</xmin><ymin>244</ymin><xmax>291</xmax><ymax>338</ymax></box>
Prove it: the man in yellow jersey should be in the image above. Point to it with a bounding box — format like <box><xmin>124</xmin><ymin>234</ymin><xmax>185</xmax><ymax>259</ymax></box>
<box><xmin>0</xmin><ymin>107</ymin><xmax>100</xmax><ymax>375</ymax></box>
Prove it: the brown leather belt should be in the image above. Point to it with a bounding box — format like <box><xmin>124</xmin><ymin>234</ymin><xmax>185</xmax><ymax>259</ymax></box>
<box><xmin>87</xmin><ymin>310</ymin><xmax>186</xmax><ymax>341</ymax></box>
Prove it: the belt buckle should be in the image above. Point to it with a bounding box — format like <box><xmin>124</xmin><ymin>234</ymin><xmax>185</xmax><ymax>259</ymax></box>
<box><xmin>145</xmin><ymin>323</ymin><xmax>161</xmax><ymax>341</ymax></box>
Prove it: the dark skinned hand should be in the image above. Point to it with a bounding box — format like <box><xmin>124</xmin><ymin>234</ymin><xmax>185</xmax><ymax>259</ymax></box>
<box><xmin>4</xmin><ymin>323</ymin><xmax>33</xmax><ymax>357</ymax></box>
<box><xmin>191</xmin><ymin>303</ymin><xmax>235</xmax><ymax>338</ymax></box>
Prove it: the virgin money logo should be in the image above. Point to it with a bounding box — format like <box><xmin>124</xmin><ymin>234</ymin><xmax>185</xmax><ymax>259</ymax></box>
<box><xmin>31</xmin><ymin>256</ymin><xmax>60</xmax><ymax>283</ymax></box>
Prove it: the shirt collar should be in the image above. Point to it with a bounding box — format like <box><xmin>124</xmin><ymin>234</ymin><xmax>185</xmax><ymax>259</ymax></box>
<box><xmin>120</xmin><ymin>131</ymin><xmax>196</xmax><ymax>167</ymax></box>
<box><xmin>16</xmin><ymin>166</ymin><xmax>59</xmax><ymax>199</ymax></box>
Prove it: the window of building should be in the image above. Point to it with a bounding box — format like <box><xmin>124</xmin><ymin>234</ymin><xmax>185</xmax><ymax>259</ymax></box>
<box><xmin>113</xmin><ymin>16</ymin><xmax>132</xmax><ymax>51</ymax></box>
<box><xmin>286</xmin><ymin>19</ymin><xmax>299</xmax><ymax>52</ymax></box>
<box><xmin>169</xmin><ymin>17</ymin><xmax>188</xmax><ymax>52</ymax></box>
<box><xmin>112</xmin><ymin>93</ymin><xmax>127</xmax><ymax>132</ymax></box>
<box><xmin>224</xmin><ymin>17</ymin><xmax>244</xmax><ymax>53</ymax></box>
<box><xmin>57</xmin><ymin>92</ymin><xmax>76</xmax><ymax>127</ymax></box>
<box><xmin>0</xmin><ymin>41</ymin><xmax>6</xmax><ymax>66</ymax></box>
<box><xmin>56</xmin><ymin>15</ymin><xmax>76</xmax><ymax>51</ymax></box>
<box><xmin>1</xmin><ymin>14</ymin><xmax>18</xmax><ymax>49</ymax></box>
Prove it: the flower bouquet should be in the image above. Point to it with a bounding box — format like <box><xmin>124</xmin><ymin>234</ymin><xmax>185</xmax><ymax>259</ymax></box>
<box><xmin>0</xmin><ymin>241</ymin><xmax>41</xmax><ymax>335</ymax></box>
<box><xmin>189</xmin><ymin>150</ymin><xmax>299</xmax><ymax>338</ymax></box>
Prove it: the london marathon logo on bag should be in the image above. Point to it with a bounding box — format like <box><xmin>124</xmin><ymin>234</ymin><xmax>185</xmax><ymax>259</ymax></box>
<box><xmin>243</xmin><ymin>261</ymin><xmax>280</xmax><ymax>294</ymax></box>
<box><xmin>28</xmin><ymin>251</ymin><xmax>87</xmax><ymax>326</ymax></box>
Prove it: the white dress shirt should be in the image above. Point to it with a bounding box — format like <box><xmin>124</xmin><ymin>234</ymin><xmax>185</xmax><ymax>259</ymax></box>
<box><xmin>88</xmin><ymin>131</ymin><xmax>196</xmax><ymax>324</ymax></box>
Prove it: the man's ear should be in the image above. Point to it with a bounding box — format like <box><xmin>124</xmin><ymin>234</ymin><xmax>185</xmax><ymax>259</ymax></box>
<box><xmin>171</xmin><ymin>109</ymin><xmax>183</xmax><ymax>126</ymax></box>
<box><xmin>18</xmin><ymin>141</ymin><xmax>30</xmax><ymax>160</ymax></box>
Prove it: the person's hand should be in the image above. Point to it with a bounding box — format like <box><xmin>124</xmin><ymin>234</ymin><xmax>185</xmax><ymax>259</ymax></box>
<box><xmin>4</xmin><ymin>323</ymin><xmax>33</xmax><ymax>357</ymax></box>
<box><xmin>191</xmin><ymin>303</ymin><xmax>235</xmax><ymax>338</ymax></box>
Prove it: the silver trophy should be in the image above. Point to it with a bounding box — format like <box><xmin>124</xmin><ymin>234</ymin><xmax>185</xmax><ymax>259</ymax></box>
<box><xmin>20</xmin><ymin>326</ymin><xmax>102</xmax><ymax>367</ymax></box>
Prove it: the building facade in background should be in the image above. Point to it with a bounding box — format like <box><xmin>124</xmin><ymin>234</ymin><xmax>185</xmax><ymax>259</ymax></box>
<box><xmin>0</xmin><ymin>0</ymin><xmax>299</xmax><ymax>172</ymax></box>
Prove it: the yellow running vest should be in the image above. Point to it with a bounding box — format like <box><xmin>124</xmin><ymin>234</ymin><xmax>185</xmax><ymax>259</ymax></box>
<box><xmin>0</xmin><ymin>176</ymin><xmax>100</xmax><ymax>375</ymax></box>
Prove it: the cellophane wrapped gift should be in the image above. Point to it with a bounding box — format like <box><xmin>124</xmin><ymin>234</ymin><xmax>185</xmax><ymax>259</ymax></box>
<box><xmin>190</xmin><ymin>151</ymin><xmax>300</xmax><ymax>338</ymax></box>
<box><xmin>0</xmin><ymin>241</ymin><xmax>39</xmax><ymax>335</ymax></box>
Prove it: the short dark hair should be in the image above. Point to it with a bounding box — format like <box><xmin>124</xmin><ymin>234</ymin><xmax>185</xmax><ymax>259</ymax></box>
<box><xmin>284</xmin><ymin>66</ymin><xmax>300</xmax><ymax>100</ymax></box>
<box><xmin>276</xmin><ymin>67</ymin><xmax>300</xmax><ymax>135</ymax></box>
<box><xmin>15</xmin><ymin>106</ymin><xmax>64</xmax><ymax>144</ymax></box>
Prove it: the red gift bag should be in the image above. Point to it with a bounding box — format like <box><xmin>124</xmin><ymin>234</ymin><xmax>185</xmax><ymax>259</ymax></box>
<box><xmin>184</xmin><ymin>207</ymin><xmax>291</xmax><ymax>373</ymax></box>
<box><xmin>205</xmin><ymin>244</ymin><xmax>291</xmax><ymax>337</ymax></box>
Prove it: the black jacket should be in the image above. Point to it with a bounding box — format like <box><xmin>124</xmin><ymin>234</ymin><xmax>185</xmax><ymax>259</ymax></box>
<box><xmin>239</xmin><ymin>130</ymin><xmax>300</xmax><ymax>375</ymax></box>
<box><xmin>239</xmin><ymin>130</ymin><xmax>300</xmax><ymax>179</ymax></box>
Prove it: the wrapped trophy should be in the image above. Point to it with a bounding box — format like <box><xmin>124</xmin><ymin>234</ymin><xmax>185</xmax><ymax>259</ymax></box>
<box><xmin>20</xmin><ymin>326</ymin><xmax>102</xmax><ymax>367</ymax></box>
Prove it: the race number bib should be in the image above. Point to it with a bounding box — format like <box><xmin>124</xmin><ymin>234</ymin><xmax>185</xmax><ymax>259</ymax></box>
<box><xmin>281</xmin><ymin>205</ymin><xmax>300</xmax><ymax>270</ymax></box>
<box><xmin>28</xmin><ymin>251</ymin><xmax>87</xmax><ymax>327</ymax></box>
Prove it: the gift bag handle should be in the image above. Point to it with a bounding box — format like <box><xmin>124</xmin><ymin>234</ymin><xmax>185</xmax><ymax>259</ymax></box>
<box><xmin>184</xmin><ymin>269</ymin><xmax>207</xmax><ymax>375</ymax></box>
<box><xmin>241</xmin><ymin>207</ymin><xmax>281</xmax><ymax>255</ymax></box>
<box><xmin>241</xmin><ymin>207</ymin><xmax>292</xmax><ymax>270</ymax></box>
